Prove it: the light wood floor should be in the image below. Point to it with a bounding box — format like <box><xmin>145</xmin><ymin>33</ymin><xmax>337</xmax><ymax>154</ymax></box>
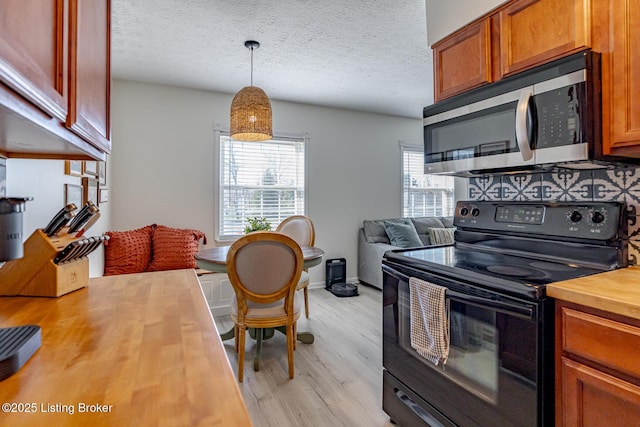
<box><xmin>213</xmin><ymin>285</ymin><xmax>395</xmax><ymax>427</ymax></box>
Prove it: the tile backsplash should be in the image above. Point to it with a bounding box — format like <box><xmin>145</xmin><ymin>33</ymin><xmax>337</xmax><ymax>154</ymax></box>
<box><xmin>469</xmin><ymin>166</ymin><xmax>640</xmax><ymax>264</ymax></box>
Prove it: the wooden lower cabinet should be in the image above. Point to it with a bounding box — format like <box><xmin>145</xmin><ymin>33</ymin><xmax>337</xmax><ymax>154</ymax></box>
<box><xmin>556</xmin><ymin>302</ymin><xmax>640</xmax><ymax>426</ymax></box>
<box><xmin>561</xmin><ymin>357</ymin><xmax>640</xmax><ymax>426</ymax></box>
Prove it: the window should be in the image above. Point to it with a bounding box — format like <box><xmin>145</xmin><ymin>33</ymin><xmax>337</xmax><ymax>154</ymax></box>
<box><xmin>402</xmin><ymin>144</ymin><xmax>454</xmax><ymax>217</ymax></box>
<box><xmin>216</xmin><ymin>131</ymin><xmax>306</xmax><ymax>240</ymax></box>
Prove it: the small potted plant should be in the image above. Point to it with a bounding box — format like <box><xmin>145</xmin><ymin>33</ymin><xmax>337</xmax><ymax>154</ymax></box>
<box><xmin>244</xmin><ymin>217</ymin><xmax>271</xmax><ymax>234</ymax></box>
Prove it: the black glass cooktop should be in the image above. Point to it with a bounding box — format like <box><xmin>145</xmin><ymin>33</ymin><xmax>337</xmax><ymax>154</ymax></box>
<box><xmin>383</xmin><ymin>245</ymin><xmax>611</xmax><ymax>300</ymax></box>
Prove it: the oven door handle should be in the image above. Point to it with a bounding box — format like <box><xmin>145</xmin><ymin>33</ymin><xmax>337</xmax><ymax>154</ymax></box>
<box><xmin>447</xmin><ymin>291</ymin><xmax>534</xmax><ymax>320</ymax></box>
<box><xmin>383</xmin><ymin>264</ymin><xmax>535</xmax><ymax>320</ymax></box>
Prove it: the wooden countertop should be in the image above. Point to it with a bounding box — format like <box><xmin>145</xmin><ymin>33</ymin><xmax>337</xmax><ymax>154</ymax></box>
<box><xmin>547</xmin><ymin>266</ymin><xmax>640</xmax><ymax>320</ymax></box>
<box><xmin>0</xmin><ymin>269</ymin><xmax>252</xmax><ymax>426</ymax></box>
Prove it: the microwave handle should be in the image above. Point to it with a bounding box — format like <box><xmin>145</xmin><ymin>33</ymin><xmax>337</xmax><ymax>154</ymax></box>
<box><xmin>515</xmin><ymin>88</ymin><xmax>534</xmax><ymax>161</ymax></box>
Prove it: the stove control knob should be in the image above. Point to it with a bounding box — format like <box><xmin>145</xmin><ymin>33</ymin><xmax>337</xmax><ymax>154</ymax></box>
<box><xmin>460</xmin><ymin>207</ymin><xmax>469</xmax><ymax>216</ymax></box>
<box><xmin>471</xmin><ymin>208</ymin><xmax>480</xmax><ymax>217</ymax></box>
<box><xmin>569</xmin><ymin>211</ymin><xmax>582</xmax><ymax>222</ymax></box>
<box><xmin>591</xmin><ymin>211</ymin><xmax>605</xmax><ymax>224</ymax></box>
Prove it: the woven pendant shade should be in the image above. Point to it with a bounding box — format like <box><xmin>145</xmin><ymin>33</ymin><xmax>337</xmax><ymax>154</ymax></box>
<box><xmin>230</xmin><ymin>40</ymin><xmax>273</xmax><ymax>141</ymax></box>
<box><xmin>230</xmin><ymin>86</ymin><xmax>272</xmax><ymax>141</ymax></box>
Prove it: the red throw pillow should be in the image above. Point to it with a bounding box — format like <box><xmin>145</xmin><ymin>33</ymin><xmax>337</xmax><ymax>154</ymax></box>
<box><xmin>103</xmin><ymin>225</ymin><xmax>155</xmax><ymax>276</ymax></box>
<box><xmin>147</xmin><ymin>225</ymin><xmax>207</xmax><ymax>272</ymax></box>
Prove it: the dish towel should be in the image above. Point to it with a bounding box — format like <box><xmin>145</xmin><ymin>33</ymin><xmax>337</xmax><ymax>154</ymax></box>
<box><xmin>409</xmin><ymin>277</ymin><xmax>450</xmax><ymax>366</ymax></box>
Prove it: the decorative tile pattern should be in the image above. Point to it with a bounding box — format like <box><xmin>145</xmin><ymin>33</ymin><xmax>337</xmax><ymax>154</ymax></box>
<box><xmin>501</xmin><ymin>173</ymin><xmax>542</xmax><ymax>201</ymax></box>
<box><xmin>592</xmin><ymin>168</ymin><xmax>640</xmax><ymax>207</ymax></box>
<box><xmin>540</xmin><ymin>170</ymin><xmax>593</xmax><ymax>201</ymax></box>
<box><xmin>468</xmin><ymin>176</ymin><xmax>501</xmax><ymax>201</ymax></box>
<box><xmin>627</xmin><ymin>240</ymin><xmax>640</xmax><ymax>266</ymax></box>
<box><xmin>467</xmin><ymin>165</ymin><xmax>640</xmax><ymax>265</ymax></box>
<box><xmin>627</xmin><ymin>215</ymin><xmax>640</xmax><ymax>241</ymax></box>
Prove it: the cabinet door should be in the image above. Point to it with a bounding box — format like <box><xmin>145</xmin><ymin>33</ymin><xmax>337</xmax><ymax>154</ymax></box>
<box><xmin>561</xmin><ymin>357</ymin><xmax>640</xmax><ymax>427</ymax></box>
<box><xmin>433</xmin><ymin>19</ymin><xmax>492</xmax><ymax>102</ymax></box>
<box><xmin>500</xmin><ymin>0</ymin><xmax>590</xmax><ymax>77</ymax></box>
<box><xmin>605</xmin><ymin>0</ymin><xmax>640</xmax><ymax>154</ymax></box>
<box><xmin>0</xmin><ymin>0</ymin><xmax>68</xmax><ymax>121</ymax></box>
<box><xmin>66</xmin><ymin>0</ymin><xmax>111</xmax><ymax>153</ymax></box>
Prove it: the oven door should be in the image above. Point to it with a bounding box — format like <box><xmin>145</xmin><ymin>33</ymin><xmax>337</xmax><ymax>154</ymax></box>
<box><xmin>382</xmin><ymin>261</ymin><xmax>554</xmax><ymax>427</ymax></box>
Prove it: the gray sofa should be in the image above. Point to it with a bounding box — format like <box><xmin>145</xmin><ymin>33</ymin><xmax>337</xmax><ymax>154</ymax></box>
<box><xmin>357</xmin><ymin>216</ymin><xmax>455</xmax><ymax>289</ymax></box>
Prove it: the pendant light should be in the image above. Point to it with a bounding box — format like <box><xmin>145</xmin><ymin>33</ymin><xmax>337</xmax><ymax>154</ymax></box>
<box><xmin>230</xmin><ymin>40</ymin><xmax>273</xmax><ymax>141</ymax></box>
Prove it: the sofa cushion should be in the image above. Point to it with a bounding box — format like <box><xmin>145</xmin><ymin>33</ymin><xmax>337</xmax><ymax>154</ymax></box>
<box><xmin>383</xmin><ymin>220</ymin><xmax>423</xmax><ymax>248</ymax></box>
<box><xmin>411</xmin><ymin>217</ymin><xmax>446</xmax><ymax>245</ymax></box>
<box><xmin>104</xmin><ymin>225</ymin><xmax>155</xmax><ymax>276</ymax></box>
<box><xmin>440</xmin><ymin>216</ymin><xmax>454</xmax><ymax>228</ymax></box>
<box><xmin>363</xmin><ymin>220</ymin><xmax>389</xmax><ymax>243</ymax></box>
<box><xmin>147</xmin><ymin>225</ymin><xmax>206</xmax><ymax>272</ymax></box>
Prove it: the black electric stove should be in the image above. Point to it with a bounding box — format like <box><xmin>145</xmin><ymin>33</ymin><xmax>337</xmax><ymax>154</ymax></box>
<box><xmin>381</xmin><ymin>200</ymin><xmax>628</xmax><ymax>427</ymax></box>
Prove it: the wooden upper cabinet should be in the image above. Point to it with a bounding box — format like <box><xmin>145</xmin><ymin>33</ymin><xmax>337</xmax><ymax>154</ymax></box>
<box><xmin>499</xmin><ymin>0</ymin><xmax>591</xmax><ymax>77</ymax></box>
<box><xmin>433</xmin><ymin>19</ymin><xmax>492</xmax><ymax>102</ymax></box>
<box><xmin>0</xmin><ymin>0</ymin><xmax>109</xmax><ymax>159</ymax></box>
<box><xmin>66</xmin><ymin>0</ymin><xmax>111</xmax><ymax>152</ymax></box>
<box><xmin>602</xmin><ymin>0</ymin><xmax>640</xmax><ymax>156</ymax></box>
<box><xmin>0</xmin><ymin>0</ymin><xmax>68</xmax><ymax>121</ymax></box>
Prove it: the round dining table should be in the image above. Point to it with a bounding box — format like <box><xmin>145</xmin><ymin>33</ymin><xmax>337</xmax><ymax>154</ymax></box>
<box><xmin>195</xmin><ymin>245</ymin><xmax>325</xmax><ymax>273</ymax></box>
<box><xmin>195</xmin><ymin>245</ymin><xmax>325</xmax><ymax>345</ymax></box>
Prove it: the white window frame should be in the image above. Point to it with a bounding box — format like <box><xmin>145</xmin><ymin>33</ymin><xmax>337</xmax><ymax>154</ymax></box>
<box><xmin>400</xmin><ymin>141</ymin><xmax>455</xmax><ymax>217</ymax></box>
<box><xmin>214</xmin><ymin>127</ymin><xmax>309</xmax><ymax>241</ymax></box>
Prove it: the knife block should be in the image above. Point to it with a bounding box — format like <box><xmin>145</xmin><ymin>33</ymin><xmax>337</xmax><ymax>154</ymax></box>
<box><xmin>0</xmin><ymin>229</ymin><xmax>89</xmax><ymax>297</ymax></box>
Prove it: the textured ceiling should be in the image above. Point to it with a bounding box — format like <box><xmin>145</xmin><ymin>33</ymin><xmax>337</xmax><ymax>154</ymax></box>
<box><xmin>111</xmin><ymin>0</ymin><xmax>434</xmax><ymax>118</ymax></box>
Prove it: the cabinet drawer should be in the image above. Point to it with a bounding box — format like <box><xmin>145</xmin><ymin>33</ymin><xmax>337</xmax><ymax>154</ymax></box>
<box><xmin>562</xmin><ymin>307</ymin><xmax>640</xmax><ymax>378</ymax></box>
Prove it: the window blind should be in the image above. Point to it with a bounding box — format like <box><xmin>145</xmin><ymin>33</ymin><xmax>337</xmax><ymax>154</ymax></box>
<box><xmin>402</xmin><ymin>147</ymin><xmax>455</xmax><ymax>217</ymax></box>
<box><xmin>218</xmin><ymin>134</ymin><xmax>305</xmax><ymax>238</ymax></box>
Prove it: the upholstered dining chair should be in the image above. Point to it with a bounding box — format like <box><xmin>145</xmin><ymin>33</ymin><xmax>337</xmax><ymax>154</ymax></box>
<box><xmin>226</xmin><ymin>231</ymin><xmax>304</xmax><ymax>382</ymax></box>
<box><xmin>276</xmin><ymin>215</ymin><xmax>315</xmax><ymax>318</ymax></box>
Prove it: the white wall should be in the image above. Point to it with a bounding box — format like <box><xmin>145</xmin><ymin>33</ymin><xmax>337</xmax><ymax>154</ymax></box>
<box><xmin>425</xmin><ymin>0</ymin><xmax>505</xmax><ymax>46</ymax></box>
<box><xmin>110</xmin><ymin>80</ymin><xmax>423</xmax><ymax>285</ymax></box>
<box><xmin>5</xmin><ymin>158</ymin><xmax>111</xmax><ymax>277</ymax></box>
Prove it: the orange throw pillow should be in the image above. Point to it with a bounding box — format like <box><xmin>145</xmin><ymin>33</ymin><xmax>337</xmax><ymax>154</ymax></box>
<box><xmin>147</xmin><ymin>225</ymin><xmax>207</xmax><ymax>272</ymax></box>
<box><xmin>103</xmin><ymin>225</ymin><xmax>155</xmax><ymax>276</ymax></box>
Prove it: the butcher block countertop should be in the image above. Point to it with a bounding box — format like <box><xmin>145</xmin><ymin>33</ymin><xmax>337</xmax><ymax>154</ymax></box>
<box><xmin>547</xmin><ymin>266</ymin><xmax>640</xmax><ymax>320</ymax></box>
<box><xmin>0</xmin><ymin>269</ymin><xmax>252</xmax><ymax>426</ymax></box>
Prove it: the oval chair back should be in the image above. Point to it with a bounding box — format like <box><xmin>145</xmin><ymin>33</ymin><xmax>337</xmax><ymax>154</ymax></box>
<box><xmin>226</xmin><ymin>231</ymin><xmax>303</xmax><ymax>382</ymax></box>
<box><xmin>276</xmin><ymin>215</ymin><xmax>315</xmax><ymax>317</ymax></box>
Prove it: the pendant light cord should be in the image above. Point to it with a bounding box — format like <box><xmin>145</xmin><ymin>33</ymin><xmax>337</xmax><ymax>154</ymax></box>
<box><xmin>250</xmin><ymin>46</ymin><xmax>254</xmax><ymax>87</ymax></box>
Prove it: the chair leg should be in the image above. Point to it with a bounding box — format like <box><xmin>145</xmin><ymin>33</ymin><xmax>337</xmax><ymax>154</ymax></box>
<box><xmin>238</xmin><ymin>325</ymin><xmax>246</xmax><ymax>382</ymax></box>
<box><xmin>286</xmin><ymin>324</ymin><xmax>295</xmax><ymax>379</ymax></box>
<box><xmin>303</xmin><ymin>287</ymin><xmax>309</xmax><ymax>318</ymax></box>
<box><xmin>234</xmin><ymin>324</ymin><xmax>239</xmax><ymax>353</ymax></box>
<box><xmin>293</xmin><ymin>322</ymin><xmax>297</xmax><ymax>350</ymax></box>
<box><xmin>254</xmin><ymin>328</ymin><xmax>263</xmax><ymax>372</ymax></box>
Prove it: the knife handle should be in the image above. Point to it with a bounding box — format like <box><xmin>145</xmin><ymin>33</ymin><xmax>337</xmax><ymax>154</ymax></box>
<box><xmin>74</xmin><ymin>211</ymin><xmax>101</xmax><ymax>238</ymax></box>
<box><xmin>54</xmin><ymin>240</ymin><xmax>81</xmax><ymax>264</ymax></box>
<box><xmin>68</xmin><ymin>203</ymin><xmax>99</xmax><ymax>233</ymax></box>
<box><xmin>48</xmin><ymin>211</ymin><xmax>75</xmax><ymax>237</ymax></box>
<box><xmin>43</xmin><ymin>203</ymin><xmax>76</xmax><ymax>235</ymax></box>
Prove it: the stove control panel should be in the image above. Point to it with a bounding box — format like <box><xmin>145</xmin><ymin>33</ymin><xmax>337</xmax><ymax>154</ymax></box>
<box><xmin>455</xmin><ymin>201</ymin><xmax>625</xmax><ymax>241</ymax></box>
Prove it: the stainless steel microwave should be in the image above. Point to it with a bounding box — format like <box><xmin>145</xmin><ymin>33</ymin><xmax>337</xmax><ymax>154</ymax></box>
<box><xmin>423</xmin><ymin>50</ymin><xmax>606</xmax><ymax>176</ymax></box>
